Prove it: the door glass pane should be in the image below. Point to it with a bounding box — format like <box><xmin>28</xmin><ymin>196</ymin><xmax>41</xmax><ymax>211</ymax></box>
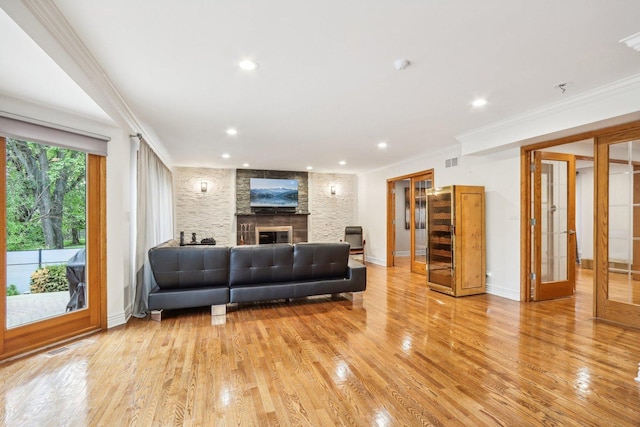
<box><xmin>6</xmin><ymin>138</ymin><xmax>87</xmax><ymax>328</ymax></box>
<box><xmin>541</xmin><ymin>160</ymin><xmax>568</xmax><ymax>282</ymax></box>
<box><xmin>413</xmin><ymin>179</ymin><xmax>431</xmax><ymax>265</ymax></box>
<box><xmin>427</xmin><ymin>188</ymin><xmax>453</xmax><ymax>288</ymax></box>
<box><xmin>608</xmin><ymin>139</ymin><xmax>640</xmax><ymax>305</ymax></box>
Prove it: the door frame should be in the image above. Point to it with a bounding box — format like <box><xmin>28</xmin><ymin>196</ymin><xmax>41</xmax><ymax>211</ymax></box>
<box><xmin>0</xmin><ymin>139</ymin><xmax>107</xmax><ymax>360</ymax></box>
<box><xmin>387</xmin><ymin>169</ymin><xmax>434</xmax><ymax>268</ymax></box>
<box><xmin>520</xmin><ymin>120</ymin><xmax>640</xmax><ymax>318</ymax></box>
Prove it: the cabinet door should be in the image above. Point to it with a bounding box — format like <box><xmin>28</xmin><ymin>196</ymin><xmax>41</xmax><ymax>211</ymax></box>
<box><xmin>427</xmin><ymin>189</ymin><xmax>453</xmax><ymax>289</ymax></box>
<box><xmin>410</xmin><ymin>174</ymin><xmax>432</xmax><ymax>274</ymax></box>
<box><xmin>454</xmin><ymin>187</ymin><xmax>486</xmax><ymax>295</ymax></box>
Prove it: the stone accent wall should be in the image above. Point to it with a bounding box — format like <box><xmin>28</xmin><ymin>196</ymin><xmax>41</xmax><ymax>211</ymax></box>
<box><xmin>173</xmin><ymin>168</ymin><xmax>358</xmax><ymax>246</ymax></box>
<box><xmin>309</xmin><ymin>172</ymin><xmax>358</xmax><ymax>242</ymax></box>
<box><xmin>174</xmin><ymin>167</ymin><xmax>234</xmax><ymax>246</ymax></box>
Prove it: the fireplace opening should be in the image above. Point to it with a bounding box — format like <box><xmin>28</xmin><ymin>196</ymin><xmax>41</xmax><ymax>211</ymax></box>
<box><xmin>255</xmin><ymin>226</ymin><xmax>292</xmax><ymax>244</ymax></box>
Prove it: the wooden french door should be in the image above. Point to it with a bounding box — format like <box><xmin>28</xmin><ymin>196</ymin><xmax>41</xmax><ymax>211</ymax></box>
<box><xmin>532</xmin><ymin>151</ymin><xmax>576</xmax><ymax>300</ymax></box>
<box><xmin>0</xmin><ymin>137</ymin><xmax>106</xmax><ymax>360</ymax></box>
<box><xmin>594</xmin><ymin>128</ymin><xmax>640</xmax><ymax>327</ymax></box>
<box><xmin>387</xmin><ymin>169</ymin><xmax>433</xmax><ymax>273</ymax></box>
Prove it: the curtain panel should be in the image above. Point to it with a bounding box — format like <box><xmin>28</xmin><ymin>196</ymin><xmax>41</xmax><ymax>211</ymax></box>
<box><xmin>132</xmin><ymin>139</ymin><xmax>174</xmax><ymax>317</ymax></box>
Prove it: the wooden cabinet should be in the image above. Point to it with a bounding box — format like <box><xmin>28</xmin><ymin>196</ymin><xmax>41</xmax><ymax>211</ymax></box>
<box><xmin>427</xmin><ymin>185</ymin><xmax>485</xmax><ymax>296</ymax></box>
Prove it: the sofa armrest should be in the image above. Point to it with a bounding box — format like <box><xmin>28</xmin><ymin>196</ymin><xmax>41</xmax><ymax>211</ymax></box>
<box><xmin>346</xmin><ymin>259</ymin><xmax>367</xmax><ymax>291</ymax></box>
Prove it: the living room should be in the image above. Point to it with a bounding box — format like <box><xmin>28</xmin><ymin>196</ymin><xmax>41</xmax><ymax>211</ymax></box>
<box><xmin>1</xmin><ymin>1</ymin><xmax>640</xmax><ymax>425</ymax></box>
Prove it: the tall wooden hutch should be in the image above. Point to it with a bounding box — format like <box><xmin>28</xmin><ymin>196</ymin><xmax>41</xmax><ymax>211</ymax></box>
<box><xmin>427</xmin><ymin>185</ymin><xmax>486</xmax><ymax>296</ymax></box>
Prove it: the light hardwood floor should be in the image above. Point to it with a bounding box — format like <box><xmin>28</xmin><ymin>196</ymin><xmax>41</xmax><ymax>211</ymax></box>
<box><xmin>2</xmin><ymin>262</ymin><xmax>640</xmax><ymax>426</ymax></box>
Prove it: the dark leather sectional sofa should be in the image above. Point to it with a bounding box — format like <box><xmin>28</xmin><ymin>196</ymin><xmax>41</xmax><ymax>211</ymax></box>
<box><xmin>147</xmin><ymin>240</ymin><xmax>366</xmax><ymax>320</ymax></box>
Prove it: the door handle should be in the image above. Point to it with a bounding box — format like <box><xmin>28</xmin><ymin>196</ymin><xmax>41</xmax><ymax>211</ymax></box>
<box><xmin>562</xmin><ymin>230</ymin><xmax>576</xmax><ymax>235</ymax></box>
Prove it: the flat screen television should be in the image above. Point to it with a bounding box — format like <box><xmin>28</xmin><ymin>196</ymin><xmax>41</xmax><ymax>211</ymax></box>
<box><xmin>250</xmin><ymin>178</ymin><xmax>299</xmax><ymax>208</ymax></box>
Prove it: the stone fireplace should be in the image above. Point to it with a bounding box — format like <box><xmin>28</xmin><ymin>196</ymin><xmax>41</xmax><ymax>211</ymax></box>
<box><xmin>236</xmin><ymin>213</ymin><xmax>308</xmax><ymax>245</ymax></box>
<box><xmin>235</xmin><ymin>169</ymin><xmax>309</xmax><ymax>245</ymax></box>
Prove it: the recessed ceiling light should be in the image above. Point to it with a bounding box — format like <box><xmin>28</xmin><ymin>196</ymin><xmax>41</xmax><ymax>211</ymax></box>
<box><xmin>472</xmin><ymin>98</ymin><xmax>487</xmax><ymax>108</ymax></box>
<box><xmin>222</xmin><ymin>153</ymin><xmax>230</xmax><ymax>159</ymax></box>
<box><xmin>339</xmin><ymin>160</ymin><xmax>346</xmax><ymax>166</ymax></box>
<box><xmin>242</xmin><ymin>163</ymin><xmax>249</xmax><ymax>167</ymax></box>
<box><xmin>378</xmin><ymin>142</ymin><xmax>388</xmax><ymax>149</ymax></box>
<box><xmin>238</xmin><ymin>59</ymin><xmax>259</xmax><ymax>71</ymax></box>
<box><xmin>306</xmin><ymin>166</ymin><xmax>313</xmax><ymax>170</ymax></box>
<box><xmin>226</xmin><ymin>128</ymin><xmax>238</xmax><ymax>135</ymax></box>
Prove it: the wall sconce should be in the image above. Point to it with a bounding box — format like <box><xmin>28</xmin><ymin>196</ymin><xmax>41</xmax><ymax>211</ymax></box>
<box><xmin>201</xmin><ymin>181</ymin><xmax>208</xmax><ymax>192</ymax></box>
<box><xmin>330</xmin><ymin>185</ymin><xmax>336</xmax><ymax>195</ymax></box>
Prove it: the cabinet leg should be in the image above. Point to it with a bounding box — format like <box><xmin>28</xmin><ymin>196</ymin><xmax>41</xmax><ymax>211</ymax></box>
<box><xmin>151</xmin><ymin>310</ymin><xmax>163</xmax><ymax>322</ymax></box>
<box><xmin>211</xmin><ymin>304</ymin><xmax>226</xmax><ymax>316</ymax></box>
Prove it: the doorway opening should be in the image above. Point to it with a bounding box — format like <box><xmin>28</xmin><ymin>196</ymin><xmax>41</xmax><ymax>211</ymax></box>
<box><xmin>386</xmin><ymin>170</ymin><xmax>433</xmax><ymax>274</ymax></box>
<box><xmin>521</xmin><ymin>120</ymin><xmax>640</xmax><ymax>329</ymax></box>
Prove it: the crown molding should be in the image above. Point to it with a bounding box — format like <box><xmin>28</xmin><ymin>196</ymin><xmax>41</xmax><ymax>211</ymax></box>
<box><xmin>19</xmin><ymin>1</ymin><xmax>140</xmax><ymax>128</ymax></box>
<box><xmin>620</xmin><ymin>32</ymin><xmax>640</xmax><ymax>52</ymax></box>
<box><xmin>456</xmin><ymin>73</ymin><xmax>640</xmax><ymax>155</ymax></box>
<box><xmin>2</xmin><ymin>0</ymin><xmax>172</xmax><ymax>164</ymax></box>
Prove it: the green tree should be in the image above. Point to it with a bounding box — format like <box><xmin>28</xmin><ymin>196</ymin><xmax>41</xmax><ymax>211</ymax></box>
<box><xmin>6</xmin><ymin>139</ymin><xmax>86</xmax><ymax>250</ymax></box>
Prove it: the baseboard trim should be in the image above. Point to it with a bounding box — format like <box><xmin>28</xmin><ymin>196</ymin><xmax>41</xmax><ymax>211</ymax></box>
<box><xmin>486</xmin><ymin>284</ymin><xmax>520</xmax><ymax>301</ymax></box>
<box><xmin>108</xmin><ymin>310</ymin><xmax>128</xmax><ymax>328</ymax></box>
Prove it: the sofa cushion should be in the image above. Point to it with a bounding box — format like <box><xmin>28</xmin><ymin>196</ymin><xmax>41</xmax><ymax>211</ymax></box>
<box><xmin>149</xmin><ymin>242</ymin><xmax>230</xmax><ymax>289</ymax></box>
<box><xmin>148</xmin><ymin>286</ymin><xmax>229</xmax><ymax>310</ymax></box>
<box><xmin>230</xmin><ymin>283</ymin><xmax>295</xmax><ymax>303</ymax></box>
<box><xmin>229</xmin><ymin>244</ymin><xmax>294</xmax><ymax>286</ymax></box>
<box><xmin>293</xmin><ymin>242</ymin><xmax>350</xmax><ymax>281</ymax></box>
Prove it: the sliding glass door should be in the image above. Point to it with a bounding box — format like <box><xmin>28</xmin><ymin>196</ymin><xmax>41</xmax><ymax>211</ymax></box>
<box><xmin>0</xmin><ymin>137</ymin><xmax>106</xmax><ymax>360</ymax></box>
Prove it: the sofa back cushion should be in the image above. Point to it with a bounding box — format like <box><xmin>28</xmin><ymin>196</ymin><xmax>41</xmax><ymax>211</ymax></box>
<box><xmin>229</xmin><ymin>244</ymin><xmax>294</xmax><ymax>286</ymax></box>
<box><xmin>149</xmin><ymin>241</ymin><xmax>230</xmax><ymax>289</ymax></box>
<box><xmin>293</xmin><ymin>243</ymin><xmax>349</xmax><ymax>281</ymax></box>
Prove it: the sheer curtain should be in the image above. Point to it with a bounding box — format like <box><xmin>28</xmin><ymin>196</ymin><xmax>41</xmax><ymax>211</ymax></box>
<box><xmin>132</xmin><ymin>139</ymin><xmax>174</xmax><ymax>317</ymax></box>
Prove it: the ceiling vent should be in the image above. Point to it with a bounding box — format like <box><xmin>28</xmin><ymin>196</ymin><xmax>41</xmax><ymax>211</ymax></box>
<box><xmin>445</xmin><ymin>157</ymin><xmax>458</xmax><ymax>168</ymax></box>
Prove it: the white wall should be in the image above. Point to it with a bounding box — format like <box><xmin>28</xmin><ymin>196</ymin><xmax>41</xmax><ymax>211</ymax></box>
<box><xmin>576</xmin><ymin>166</ymin><xmax>594</xmax><ymax>262</ymax></box>
<box><xmin>394</xmin><ymin>180</ymin><xmax>410</xmax><ymax>255</ymax></box>
<box><xmin>359</xmin><ymin>146</ymin><xmax>522</xmax><ymax>300</ymax></box>
<box><xmin>0</xmin><ymin>95</ymin><xmax>132</xmax><ymax>327</ymax></box>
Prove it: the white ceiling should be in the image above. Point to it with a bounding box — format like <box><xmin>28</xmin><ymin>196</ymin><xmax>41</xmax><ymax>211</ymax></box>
<box><xmin>1</xmin><ymin>0</ymin><xmax>640</xmax><ymax>173</ymax></box>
